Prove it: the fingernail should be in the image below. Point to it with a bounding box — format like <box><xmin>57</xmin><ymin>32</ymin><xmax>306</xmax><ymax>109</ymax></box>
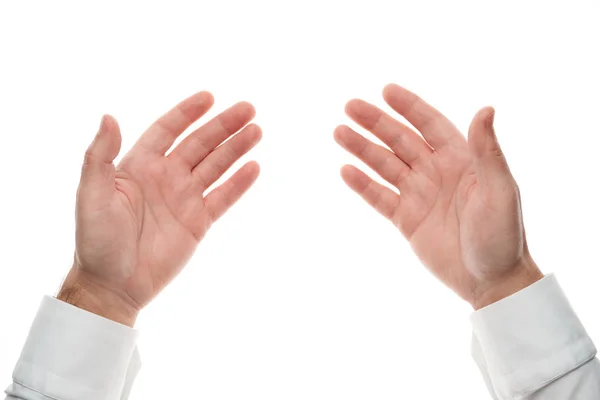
<box><xmin>486</xmin><ymin>109</ymin><xmax>495</xmax><ymax>129</ymax></box>
<box><xmin>98</xmin><ymin>115</ymin><xmax>107</xmax><ymax>134</ymax></box>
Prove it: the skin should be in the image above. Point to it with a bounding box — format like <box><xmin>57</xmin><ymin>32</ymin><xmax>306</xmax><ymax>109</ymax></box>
<box><xmin>58</xmin><ymin>85</ymin><xmax>543</xmax><ymax>327</ymax></box>
<box><xmin>58</xmin><ymin>92</ymin><xmax>262</xmax><ymax>326</ymax></box>
<box><xmin>334</xmin><ymin>84</ymin><xmax>542</xmax><ymax>309</ymax></box>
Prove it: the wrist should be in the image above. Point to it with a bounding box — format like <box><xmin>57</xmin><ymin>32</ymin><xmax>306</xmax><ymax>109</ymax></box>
<box><xmin>472</xmin><ymin>255</ymin><xmax>544</xmax><ymax>310</ymax></box>
<box><xmin>57</xmin><ymin>267</ymin><xmax>139</xmax><ymax>327</ymax></box>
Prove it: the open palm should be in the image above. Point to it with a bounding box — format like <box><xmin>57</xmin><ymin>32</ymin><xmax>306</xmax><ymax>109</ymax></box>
<box><xmin>335</xmin><ymin>84</ymin><xmax>539</xmax><ymax>306</ymax></box>
<box><xmin>72</xmin><ymin>92</ymin><xmax>261</xmax><ymax>313</ymax></box>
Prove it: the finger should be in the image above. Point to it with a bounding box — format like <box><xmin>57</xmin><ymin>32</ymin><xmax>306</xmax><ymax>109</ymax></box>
<box><xmin>169</xmin><ymin>101</ymin><xmax>256</xmax><ymax>169</ymax></box>
<box><xmin>135</xmin><ymin>91</ymin><xmax>214</xmax><ymax>154</ymax></box>
<box><xmin>340</xmin><ymin>165</ymin><xmax>400</xmax><ymax>220</ymax></box>
<box><xmin>204</xmin><ymin>161</ymin><xmax>260</xmax><ymax>223</ymax></box>
<box><xmin>334</xmin><ymin>125</ymin><xmax>410</xmax><ymax>189</ymax></box>
<box><xmin>382</xmin><ymin>84</ymin><xmax>458</xmax><ymax>149</ymax></box>
<box><xmin>468</xmin><ymin>107</ymin><xmax>511</xmax><ymax>186</ymax></box>
<box><xmin>81</xmin><ymin>115</ymin><xmax>121</xmax><ymax>190</ymax></box>
<box><xmin>345</xmin><ymin>99</ymin><xmax>432</xmax><ymax>166</ymax></box>
<box><xmin>194</xmin><ymin>123</ymin><xmax>262</xmax><ymax>190</ymax></box>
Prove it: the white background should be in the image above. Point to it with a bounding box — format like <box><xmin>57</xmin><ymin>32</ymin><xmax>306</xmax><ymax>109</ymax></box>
<box><xmin>1</xmin><ymin>1</ymin><xmax>599</xmax><ymax>398</ymax></box>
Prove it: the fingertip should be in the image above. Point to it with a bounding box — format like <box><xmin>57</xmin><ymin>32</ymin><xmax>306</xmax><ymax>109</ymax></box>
<box><xmin>340</xmin><ymin>164</ymin><xmax>356</xmax><ymax>180</ymax></box>
<box><xmin>333</xmin><ymin>125</ymin><xmax>349</xmax><ymax>143</ymax></box>
<box><xmin>382</xmin><ymin>82</ymin><xmax>398</xmax><ymax>97</ymax></box>
<box><xmin>187</xmin><ymin>91</ymin><xmax>214</xmax><ymax>113</ymax></box>
<box><xmin>344</xmin><ymin>98</ymin><xmax>363</xmax><ymax>116</ymax></box>
<box><xmin>474</xmin><ymin>106</ymin><xmax>493</xmax><ymax>118</ymax></box>
<box><xmin>237</xmin><ymin>101</ymin><xmax>257</xmax><ymax>119</ymax></box>
<box><xmin>246</xmin><ymin>160</ymin><xmax>260</xmax><ymax>176</ymax></box>
<box><xmin>485</xmin><ymin>107</ymin><xmax>495</xmax><ymax>128</ymax></box>
<box><xmin>472</xmin><ymin>106</ymin><xmax>495</xmax><ymax>130</ymax></box>
<box><xmin>199</xmin><ymin>91</ymin><xmax>215</xmax><ymax>106</ymax></box>
<box><xmin>85</xmin><ymin>114</ymin><xmax>122</xmax><ymax>165</ymax></box>
<box><xmin>247</xmin><ymin>161</ymin><xmax>261</xmax><ymax>183</ymax></box>
<box><xmin>247</xmin><ymin>123</ymin><xmax>263</xmax><ymax>140</ymax></box>
<box><xmin>468</xmin><ymin>106</ymin><xmax>497</xmax><ymax>158</ymax></box>
<box><xmin>382</xmin><ymin>83</ymin><xmax>405</xmax><ymax>100</ymax></box>
<box><xmin>98</xmin><ymin>115</ymin><xmax>108</xmax><ymax>133</ymax></box>
<box><xmin>100</xmin><ymin>114</ymin><xmax>119</xmax><ymax>132</ymax></box>
<box><xmin>95</xmin><ymin>114</ymin><xmax>121</xmax><ymax>156</ymax></box>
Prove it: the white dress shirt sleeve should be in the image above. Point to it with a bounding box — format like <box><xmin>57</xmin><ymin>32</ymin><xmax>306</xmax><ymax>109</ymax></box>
<box><xmin>6</xmin><ymin>275</ymin><xmax>599</xmax><ymax>400</ymax></box>
<box><xmin>4</xmin><ymin>296</ymin><xmax>141</xmax><ymax>400</ymax></box>
<box><xmin>471</xmin><ymin>274</ymin><xmax>600</xmax><ymax>399</ymax></box>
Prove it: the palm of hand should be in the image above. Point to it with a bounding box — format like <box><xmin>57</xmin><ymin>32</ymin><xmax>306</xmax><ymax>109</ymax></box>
<box><xmin>398</xmin><ymin>138</ymin><xmax>524</xmax><ymax>301</ymax></box>
<box><xmin>75</xmin><ymin>93</ymin><xmax>261</xmax><ymax>309</ymax></box>
<box><xmin>98</xmin><ymin>154</ymin><xmax>205</xmax><ymax>308</ymax></box>
<box><xmin>336</xmin><ymin>84</ymin><xmax>528</xmax><ymax>303</ymax></box>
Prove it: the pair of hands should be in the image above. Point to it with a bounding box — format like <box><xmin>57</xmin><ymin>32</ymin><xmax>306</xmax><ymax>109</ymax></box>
<box><xmin>57</xmin><ymin>84</ymin><xmax>542</xmax><ymax>327</ymax></box>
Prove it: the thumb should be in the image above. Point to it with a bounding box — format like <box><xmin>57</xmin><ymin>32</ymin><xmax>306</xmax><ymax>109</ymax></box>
<box><xmin>468</xmin><ymin>107</ymin><xmax>511</xmax><ymax>186</ymax></box>
<box><xmin>80</xmin><ymin>115</ymin><xmax>122</xmax><ymax>187</ymax></box>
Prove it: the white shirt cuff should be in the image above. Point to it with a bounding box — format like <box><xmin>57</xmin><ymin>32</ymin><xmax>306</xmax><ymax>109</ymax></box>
<box><xmin>8</xmin><ymin>296</ymin><xmax>140</xmax><ymax>400</ymax></box>
<box><xmin>471</xmin><ymin>274</ymin><xmax>596</xmax><ymax>399</ymax></box>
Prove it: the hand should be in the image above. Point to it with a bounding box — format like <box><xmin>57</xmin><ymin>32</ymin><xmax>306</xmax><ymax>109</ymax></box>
<box><xmin>334</xmin><ymin>84</ymin><xmax>542</xmax><ymax>309</ymax></box>
<box><xmin>58</xmin><ymin>92</ymin><xmax>262</xmax><ymax>326</ymax></box>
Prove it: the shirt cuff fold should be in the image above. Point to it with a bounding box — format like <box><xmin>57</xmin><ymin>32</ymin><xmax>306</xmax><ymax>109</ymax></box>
<box><xmin>471</xmin><ymin>274</ymin><xmax>596</xmax><ymax>399</ymax></box>
<box><xmin>9</xmin><ymin>295</ymin><xmax>140</xmax><ymax>400</ymax></box>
